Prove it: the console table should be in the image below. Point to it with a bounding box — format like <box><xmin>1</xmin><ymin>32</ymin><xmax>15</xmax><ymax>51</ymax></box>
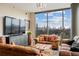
<box><xmin>3</xmin><ymin>34</ymin><xmax>28</xmax><ymax>46</ymax></box>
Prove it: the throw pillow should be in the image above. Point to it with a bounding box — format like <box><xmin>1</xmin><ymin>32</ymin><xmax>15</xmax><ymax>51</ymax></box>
<box><xmin>39</xmin><ymin>36</ymin><xmax>44</xmax><ymax>41</ymax></box>
<box><xmin>48</xmin><ymin>34</ymin><xmax>58</xmax><ymax>42</ymax></box>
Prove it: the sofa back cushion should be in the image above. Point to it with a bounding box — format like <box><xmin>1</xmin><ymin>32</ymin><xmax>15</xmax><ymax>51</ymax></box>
<box><xmin>38</xmin><ymin>34</ymin><xmax>58</xmax><ymax>42</ymax></box>
<box><xmin>48</xmin><ymin>34</ymin><xmax>58</xmax><ymax>42</ymax></box>
<box><xmin>39</xmin><ymin>36</ymin><xmax>45</xmax><ymax>41</ymax></box>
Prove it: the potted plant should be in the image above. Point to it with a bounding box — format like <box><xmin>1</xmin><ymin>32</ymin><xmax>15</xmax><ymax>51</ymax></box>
<box><xmin>27</xmin><ymin>31</ymin><xmax>32</xmax><ymax>45</ymax></box>
<box><xmin>27</xmin><ymin>31</ymin><xmax>32</xmax><ymax>35</ymax></box>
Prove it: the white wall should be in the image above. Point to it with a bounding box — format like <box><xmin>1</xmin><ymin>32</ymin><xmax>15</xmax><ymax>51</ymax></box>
<box><xmin>72</xmin><ymin>3</ymin><xmax>79</xmax><ymax>38</ymax></box>
<box><xmin>0</xmin><ymin>4</ymin><xmax>27</xmax><ymax>35</ymax></box>
<box><xmin>27</xmin><ymin>12</ymin><xmax>36</xmax><ymax>38</ymax></box>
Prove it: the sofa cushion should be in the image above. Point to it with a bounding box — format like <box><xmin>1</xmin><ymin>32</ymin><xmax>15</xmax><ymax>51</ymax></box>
<box><xmin>44</xmin><ymin>35</ymin><xmax>48</xmax><ymax>41</ymax></box>
<box><xmin>71</xmin><ymin>51</ymin><xmax>79</xmax><ymax>56</ymax></box>
<box><xmin>39</xmin><ymin>36</ymin><xmax>45</xmax><ymax>41</ymax></box>
<box><xmin>59</xmin><ymin>50</ymin><xmax>71</xmax><ymax>56</ymax></box>
<box><xmin>48</xmin><ymin>35</ymin><xmax>58</xmax><ymax>42</ymax></box>
<box><xmin>61</xmin><ymin>44</ymin><xmax>70</xmax><ymax>50</ymax></box>
<box><xmin>38</xmin><ymin>35</ymin><xmax>48</xmax><ymax>41</ymax></box>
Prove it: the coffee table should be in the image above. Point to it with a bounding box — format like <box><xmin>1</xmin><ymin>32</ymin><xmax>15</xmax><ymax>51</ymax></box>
<box><xmin>33</xmin><ymin>43</ymin><xmax>52</xmax><ymax>50</ymax></box>
<box><xmin>33</xmin><ymin>43</ymin><xmax>59</xmax><ymax>56</ymax></box>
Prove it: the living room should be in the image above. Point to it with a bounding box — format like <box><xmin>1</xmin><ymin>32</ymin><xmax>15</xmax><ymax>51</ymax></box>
<box><xmin>0</xmin><ymin>3</ymin><xmax>79</xmax><ymax>56</ymax></box>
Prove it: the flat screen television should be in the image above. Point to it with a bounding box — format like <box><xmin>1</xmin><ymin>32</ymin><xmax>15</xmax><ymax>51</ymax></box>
<box><xmin>3</xmin><ymin>16</ymin><xmax>26</xmax><ymax>35</ymax></box>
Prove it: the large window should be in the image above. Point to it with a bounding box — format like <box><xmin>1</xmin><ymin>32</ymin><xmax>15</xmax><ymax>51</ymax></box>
<box><xmin>35</xmin><ymin>9</ymin><xmax>71</xmax><ymax>39</ymax></box>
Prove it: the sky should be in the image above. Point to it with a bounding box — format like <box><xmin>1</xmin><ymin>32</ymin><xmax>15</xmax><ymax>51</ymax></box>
<box><xmin>35</xmin><ymin>9</ymin><xmax>71</xmax><ymax>29</ymax></box>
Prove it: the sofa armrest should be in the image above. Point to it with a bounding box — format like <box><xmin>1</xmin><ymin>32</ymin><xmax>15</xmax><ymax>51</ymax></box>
<box><xmin>62</xmin><ymin>39</ymin><xmax>74</xmax><ymax>45</ymax></box>
<box><xmin>59</xmin><ymin>50</ymin><xmax>71</xmax><ymax>56</ymax></box>
<box><xmin>62</xmin><ymin>40</ymin><xmax>70</xmax><ymax>43</ymax></box>
<box><xmin>71</xmin><ymin>51</ymin><xmax>79</xmax><ymax>56</ymax></box>
<box><xmin>70</xmin><ymin>47</ymin><xmax>79</xmax><ymax>52</ymax></box>
<box><xmin>34</xmin><ymin>38</ymin><xmax>39</xmax><ymax>44</ymax></box>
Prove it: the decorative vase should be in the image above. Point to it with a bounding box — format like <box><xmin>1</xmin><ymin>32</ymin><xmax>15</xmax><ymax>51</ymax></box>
<box><xmin>28</xmin><ymin>34</ymin><xmax>32</xmax><ymax>45</ymax></box>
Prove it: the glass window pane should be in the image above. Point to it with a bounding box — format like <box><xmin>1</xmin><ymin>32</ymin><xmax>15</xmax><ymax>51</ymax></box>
<box><xmin>20</xmin><ymin>20</ymin><xmax>26</xmax><ymax>33</ymax></box>
<box><xmin>48</xmin><ymin>11</ymin><xmax>62</xmax><ymax>36</ymax></box>
<box><xmin>5</xmin><ymin>17</ymin><xmax>12</xmax><ymax>34</ymax></box>
<box><xmin>12</xmin><ymin>19</ymin><xmax>19</xmax><ymax>34</ymax></box>
<box><xmin>63</xmin><ymin>9</ymin><xmax>71</xmax><ymax>39</ymax></box>
<box><xmin>35</xmin><ymin>13</ymin><xmax>47</xmax><ymax>37</ymax></box>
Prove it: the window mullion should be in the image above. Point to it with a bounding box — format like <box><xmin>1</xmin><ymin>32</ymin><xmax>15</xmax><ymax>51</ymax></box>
<box><xmin>61</xmin><ymin>10</ymin><xmax>64</xmax><ymax>39</ymax></box>
<box><xmin>47</xmin><ymin>12</ymin><xmax>49</xmax><ymax>35</ymax></box>
<box><xmin>62</xmin><ymin>10</ymin><xmax>64</xmax><ymax>30</ymax></box>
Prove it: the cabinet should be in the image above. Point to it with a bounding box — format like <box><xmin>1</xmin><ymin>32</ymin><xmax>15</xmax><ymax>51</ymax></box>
<box><xmin>5</xmin><ymin>34</ymin><xmax>28</xmax><ymax>46</ymax></box>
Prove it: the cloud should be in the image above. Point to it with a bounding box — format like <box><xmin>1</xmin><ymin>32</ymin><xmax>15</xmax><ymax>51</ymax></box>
<box><xmin>36</xmin><ymin>10</ymin><xmax>71</xmax><ymax>29</ymax></box>
<box><xmin>48</xmin><ymin>11</ymin><xmax>62</xmax><ymax>17</ymax></box>
<box><xmin>37</xmin><ymin>22</ymin><xmax>47</xmax><ymax>28</ymax></box>
<box><xmin>41</xmin><ymin>16</ymin><xmax>62</xmax><ymax>22</ymax></box>
<box><xmin>37</xmin><ymin>16</ymin><xmax>62</xmax><ymax>29</ymax></box>
<box><xmin>37</xmin><ymin>17</ymin><xmax>71</xmax><ymax>29</ymax></box>
<box><xmin>44</xmin><ymin>13</ymin><xmax>47</xmax><ymax>16</ymax></box>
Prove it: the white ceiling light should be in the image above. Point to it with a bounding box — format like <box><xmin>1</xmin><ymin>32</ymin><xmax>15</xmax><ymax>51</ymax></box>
<box><xmin>35</xmin><ymin>3</ymin><xmax>47</xmax><ymax>9</ymax></box>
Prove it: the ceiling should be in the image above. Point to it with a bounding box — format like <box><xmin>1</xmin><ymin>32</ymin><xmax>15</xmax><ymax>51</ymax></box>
<box><xmin>1</xmin><ymin>3</ymin><xmax>71</xmax><ymax>12</ymax></box>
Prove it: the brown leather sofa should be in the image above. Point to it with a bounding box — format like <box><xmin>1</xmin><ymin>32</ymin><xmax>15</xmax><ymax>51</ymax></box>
<box><xmin>35</xmin><ymin>34</ymin><xmax>59</xmax><ymax>49</ymax></box>
<box><xmin>0</xmin><ymin>43</ymin><xmax>40</xmax><ymax>56</ymax></box>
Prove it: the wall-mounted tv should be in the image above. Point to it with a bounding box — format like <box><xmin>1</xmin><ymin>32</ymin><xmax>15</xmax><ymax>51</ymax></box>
<box><xmin>3</xmin><ymin>16</ymin><xmax>27</xmax><ymax>35</ymax></box>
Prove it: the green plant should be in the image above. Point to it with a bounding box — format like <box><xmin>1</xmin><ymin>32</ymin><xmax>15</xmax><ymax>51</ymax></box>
<box><xmin>27</xmin><ymin>31</ymin><xmax>32</xmax><ymax>35</ymax></box>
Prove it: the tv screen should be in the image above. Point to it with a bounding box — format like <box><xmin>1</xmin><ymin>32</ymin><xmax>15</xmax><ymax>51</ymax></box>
<box><xmin>12</xmin><ymin>18</ymin><xmax>20</xmax><ymax>34</ymax></box>
<box><xmin>20</xmin><ymin>19</ymin><xmax>26</xmax><ymax>33</ymax></box>
<box><xmin>4</xmin><ymin>16</ymin><xmax>12</xmax><ymax>35</ymax></box>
